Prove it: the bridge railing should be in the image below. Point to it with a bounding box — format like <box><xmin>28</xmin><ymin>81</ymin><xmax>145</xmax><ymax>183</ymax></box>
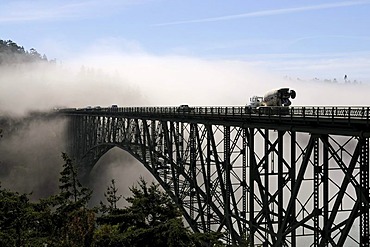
<box><xmin>60</xmin><ymin>106</ymin><xmax>370</xmax><ymax>121</ymax></box>
<box><xmin>115</xmin><ymin>106</ymin><xmax>370</xmax><ymax>119</ymax></box>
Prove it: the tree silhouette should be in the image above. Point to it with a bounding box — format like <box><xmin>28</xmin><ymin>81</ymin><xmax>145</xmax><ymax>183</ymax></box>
<box><xmin>101</xmin><ymin>179</ymin><xmax>122</xmax><ymax>213</ymax></box>
<box><xmin>52</xmin><ymin>153</ymin><xmax>94</xmax><ymax>246</ymax></box>
<box><xmin>95</xmin><ymin>177</ymin><xmax>224</xmax><ymax>247</ymax></box>
<box><xmin>0</xmin><ymin>39</ymin><xmax>51</xmax><ymax>64</ymax></box>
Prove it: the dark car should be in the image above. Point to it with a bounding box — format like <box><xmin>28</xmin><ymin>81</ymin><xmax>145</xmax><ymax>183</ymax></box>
<box><xmin>177</xmin><ymin>104</ymin><xmax>194</xmax><ymax>113</ymax></box>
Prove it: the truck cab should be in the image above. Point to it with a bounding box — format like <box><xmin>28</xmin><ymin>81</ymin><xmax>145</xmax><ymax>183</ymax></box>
<box><xmin>248</xmin><ymin>96</ymin><xmax>264</xmax><ymax>108</ymax></box>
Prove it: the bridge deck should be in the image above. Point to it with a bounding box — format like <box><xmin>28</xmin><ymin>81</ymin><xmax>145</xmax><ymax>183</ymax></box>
<box><xmin>59</xmin><ymin>106</ymin><xmax>370</xmax><ymax>137</ymax></box>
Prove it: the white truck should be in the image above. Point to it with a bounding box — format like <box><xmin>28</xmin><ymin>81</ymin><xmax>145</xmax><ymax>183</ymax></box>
<box><xmin>248</xmin><ymin>88</ymin><xmax>296</xmax><ymax>114</ymax></box>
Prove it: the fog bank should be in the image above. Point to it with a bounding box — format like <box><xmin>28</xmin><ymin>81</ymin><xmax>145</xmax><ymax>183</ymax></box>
<box><xmin>1</xmin><ymin>52</ymin><xmax>370</xmax><ymax>202</ymax></box>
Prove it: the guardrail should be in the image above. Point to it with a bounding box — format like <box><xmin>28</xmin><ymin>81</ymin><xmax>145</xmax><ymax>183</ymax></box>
<box><xmin>59</xmin><ymin>106</ymin><xmax>370</xmax><ymax>121</ymax></box>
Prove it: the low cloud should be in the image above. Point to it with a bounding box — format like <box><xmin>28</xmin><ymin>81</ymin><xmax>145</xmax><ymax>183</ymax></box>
<box><xmin>0</xmin><ymin>116</ymin><xmax>66</xmax><ymax>199</ymax></box>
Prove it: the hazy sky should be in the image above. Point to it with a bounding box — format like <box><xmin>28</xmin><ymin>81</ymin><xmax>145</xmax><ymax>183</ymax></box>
<box><xmin>1</xmin><ymin>0</ymin><xmax>370</xmax><ymax>81</ymax></box>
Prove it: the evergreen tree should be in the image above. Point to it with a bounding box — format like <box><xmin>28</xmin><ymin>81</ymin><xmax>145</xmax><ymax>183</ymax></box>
<box><xmin>0</xmin><ymin>185</ymin><xmax>27</xmax><ymax>246</ymax></box>
<box><xmin>124</xmin><ymin>177</ymin><xmax>180</xmax><ymax>228</ymax></box>
<box><xmin>0</xmin><ymin>39</ymin><xmax>51</xmax><ymax>64</ymax></box>
<box><xmin>58</xmin><ymin>153</ymin><xmax>91</xmax><ymax>205</ymax></box>
<box><xmin>51</xmin><ymin>153</ymin><xmax>95</xmax><ymax>246</ymax></box>
<box><xmin>0</xmin><ymin>154</ymin><xmax>95</xmax><ymax>246</ymax></box>
<box><xmin>101</xmin><ymin>179</ymin><xmax>122</xmax><ymax>213</ymax></box>
<box><xmin>0</xmin><ymin>184</ymin><xmax>52</xmax><ymax>246</ymax></box>
<box><xmin>94</xmin><ymin>177</ymin><xmax>224</xmax><ymax>247</ymax></box>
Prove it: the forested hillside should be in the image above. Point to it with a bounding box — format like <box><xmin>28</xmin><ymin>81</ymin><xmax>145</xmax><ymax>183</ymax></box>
<box><xmin>0</xmin><ymin>39</ymin><xmax>52</xmax><ymax>64</ymax></box>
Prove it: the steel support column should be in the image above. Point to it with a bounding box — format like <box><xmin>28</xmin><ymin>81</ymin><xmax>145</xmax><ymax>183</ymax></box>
<box><xmin>361</xmin><ymin>138</ymin><xmax>369</xmax><ymax>247</ymax></box>
<box><xmin>249</xmin><ymin>128</ymin><xmax>256</xmax><ymax>246</ymax></box>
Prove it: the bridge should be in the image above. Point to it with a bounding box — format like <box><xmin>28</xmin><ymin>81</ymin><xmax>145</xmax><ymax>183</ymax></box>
<box><xmin>59</xmin><ymin>106</ymin><xmax>370</xmax><ymax>246</ymax></box>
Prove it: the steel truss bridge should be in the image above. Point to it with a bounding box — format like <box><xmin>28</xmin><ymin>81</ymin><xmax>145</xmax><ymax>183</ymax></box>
<box><xmin>60</xmin><ymin>106</ymin><xmax>370</xmax><ymax>246</ymax></box>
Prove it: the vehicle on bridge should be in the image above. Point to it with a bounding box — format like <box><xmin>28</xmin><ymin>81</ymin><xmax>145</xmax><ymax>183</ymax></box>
<box><xmin>177</xmin><ymin>104</ymin><xmax>194</xmax><ymax>113</ymax></box>
<box><xmin>247</xmin><ymin>88</ymin><xmax>296</xmax><ymax>114</ymax></box>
